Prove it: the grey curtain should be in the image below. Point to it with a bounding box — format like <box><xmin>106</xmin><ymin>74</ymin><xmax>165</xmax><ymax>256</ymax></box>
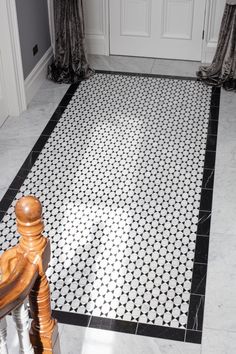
<box><xmin>48</xmin><ymin>0</ymin><xmax>94</xmax><ymax>84</ymax></box>
<box><xmin>197</xmin><ymin>2</ymin><xmax>236</xmax><ymax>91</ymax></box>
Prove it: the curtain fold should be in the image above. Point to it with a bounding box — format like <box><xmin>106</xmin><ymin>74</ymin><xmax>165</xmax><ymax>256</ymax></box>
<box><xmin>48</xmin><ymin>0</ymin><xmax>94</xmax><ymax>84</ymax></box>
<box><xmin>197</xmin><ymin>3</ymin><xmax>236</xmax><ymax>91</ymax></box>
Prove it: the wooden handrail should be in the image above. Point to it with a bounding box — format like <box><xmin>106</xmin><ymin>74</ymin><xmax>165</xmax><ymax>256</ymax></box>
<box><xmin>0</xmin><ymin>196</ymin><xmax>60</xmax><ymax>353</ymax></box>
<box><xmin>0</xmin><ymin>254</ymin><xmax>38</xmax><ymax>318</ymax></box>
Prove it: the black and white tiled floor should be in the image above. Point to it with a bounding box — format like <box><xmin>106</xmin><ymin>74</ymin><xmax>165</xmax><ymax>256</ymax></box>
<box><xmin>0</xmin><ymin>72</ymin><xmax>220</xmax><ymax>344</ymax></box>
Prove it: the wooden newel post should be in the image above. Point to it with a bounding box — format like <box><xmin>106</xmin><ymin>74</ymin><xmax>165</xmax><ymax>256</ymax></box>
<box><xmin>15</xmin><ymin>196</ymin><xmax>60</xmax><ymax>354</ymax></box>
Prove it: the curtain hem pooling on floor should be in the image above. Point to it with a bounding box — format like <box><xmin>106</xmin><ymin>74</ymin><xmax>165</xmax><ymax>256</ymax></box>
<box><xmin>48</xmin><ymin>0</ymin><xmax>94</xmax><ymax>84</ymax></box>
<box><xmin>197</xmin><ymin>3</ymin><xmax>236</xmax><ymax>91</ymax></box>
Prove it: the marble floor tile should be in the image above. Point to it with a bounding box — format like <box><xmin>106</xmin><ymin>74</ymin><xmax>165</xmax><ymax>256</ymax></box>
<box><xmin>59</xmin><ymin>324</ymin><xmax>201</xmax><ymax>354</ymax></box>
<box><xmin>0</xmin><ymin>80</ymin><xmax>68</xmax><ymax>197</ymax></box>
<box><xmin>0</xmin><ymin>113</ymin><xmax>50</xmax><ymax>142</ymax></box>
<box><xmin>210</xmin><ymin>165</ymin><xmax>236</xmax><ymax>235</ymax></box>
<box><xmin>0</xmin><ymin>137</ymin><xmax>39</xmax><ymax>191</ymax></box>
<box><xmin>202</xmin><ymin>328</ymin><xmax>236</xmax><ymax>354</ymax></box>
<box><xmin>88</xmin><ymin>54</ymin><xmax>155</xmax><ymax>74</ymax></box>
<box><xmin>215</xmin><ymin>91</ymin><xmax>236</xmax><ymax>155</ymax></box>
<box><xmin>203</xmin><ymin>233</ymin><xmax>236</xmax><ymax>331</ymax></box>
<box><xmin>40</xmin><ymin>79</ymin><xmax>69</xmax><ymax>91</ymax></box>
<box><xmin>151</xmin><ymin>59</ymin><xmax>200</xmax><ymax>77</ymax></box>
<box><xmin>30</xmin><ymin>84</ymin><xmax>69</xmax><ymax>105</ymax></box>
<box><xmin>0</xmin><ymin>187</ymin><xmax>7</xmax><ymax>201</ymax></box>
<box><xmin>209</xmin><ymin>86</ymin><xmax>236</xmax><ymax>235</ymax></box>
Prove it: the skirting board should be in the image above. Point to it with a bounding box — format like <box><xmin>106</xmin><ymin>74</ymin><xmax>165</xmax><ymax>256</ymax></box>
<box><xmin>24</xmin><ymin>47</ymin><xmax>53</xmax><ymax>105</ymax></box>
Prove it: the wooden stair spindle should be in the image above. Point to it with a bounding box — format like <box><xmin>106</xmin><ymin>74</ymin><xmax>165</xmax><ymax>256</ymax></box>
<box><xmin>15</xmin><ymin>196</ymin><xmax>61</xmax><ymax>354</ymax></box>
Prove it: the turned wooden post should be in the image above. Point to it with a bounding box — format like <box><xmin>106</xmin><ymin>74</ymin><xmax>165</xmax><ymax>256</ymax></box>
<box><xmin>15</xmin><ymin>196</ymin><xmax>60</xmax><ymax>354</ymax></box>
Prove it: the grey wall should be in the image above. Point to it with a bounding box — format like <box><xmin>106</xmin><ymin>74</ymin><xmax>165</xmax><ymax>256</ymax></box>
<box><xmin>16</xmin><ymin>0</ymin><xmax>51</xmax><ymax>78</ymax></box>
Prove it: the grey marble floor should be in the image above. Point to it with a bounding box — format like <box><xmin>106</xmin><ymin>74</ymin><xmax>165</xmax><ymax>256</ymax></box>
<box><xmin>1</xmin><ymin>55</ymin><xmax>236</xmax><ymax>353</ymax></box>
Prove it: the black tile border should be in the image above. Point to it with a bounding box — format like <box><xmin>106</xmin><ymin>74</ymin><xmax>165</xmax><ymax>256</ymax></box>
<box><xmin>0</xmin><ymin>74</ymin><xmax>221</xmax><ymax>344</ymax></box>
<box><xmin>197</xmin><ymin>211</ymin><xmax>211</xmax><ymax>237</ymax></box>
<box><xmin>202</xmin><ymin>169</ymin><xmax>214</xmax><ymax>190</ymax></box>
<box><xmin>137</xmin><ymin>323</ymin><xmax>185</xmax><ymax>341</ymax></box>
<box><xmin>52</xmin><ymin>310</ymin><xmax>91</xmax><ymax>327</ymax></box>
<box><xmin>187</xmin><ymin>294</ymin><xmax>205</xmax><ymax>332</ymax></box>
<box><xmin>90</xmin><ymin>316</ymin><xmax>137</xmax><ymax>334</ymax></box>
<box><xmin>186</xmin><ymin>329</ymin><xmax>202</xmax><ymax>344</ymax></box>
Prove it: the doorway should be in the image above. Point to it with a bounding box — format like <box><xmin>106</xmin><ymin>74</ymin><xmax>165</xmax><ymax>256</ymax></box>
<box><xmin>0</xmin><ymin>0</ymin><xmax>26</xmax><ymax>124</ymax></box>
<box><xmin>109</xmin><ymin>0</ymin><xmax>207</xmax><ymax>61</ymax></box>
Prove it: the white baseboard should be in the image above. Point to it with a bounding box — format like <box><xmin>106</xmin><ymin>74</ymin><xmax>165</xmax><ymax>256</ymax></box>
<box><xmin>25</xmin><ymin>47</ymin><xmax>53</xmax><ymax>105</ymax></box>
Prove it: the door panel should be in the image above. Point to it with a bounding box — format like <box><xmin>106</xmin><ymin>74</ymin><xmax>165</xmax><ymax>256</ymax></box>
<box><xmin>110</xmin><ymin>0</ymin><xmax>206</xmax><ymax>60</ymax></box>
<box><xmin>121</xmin><ymin>0</ymin><xmax>152</xmax><ymax>37</ymax></box>
<box><xmin>162</xmin><ymin>0</ymin><xmax>194</xmax><ymax>39</ymax></box>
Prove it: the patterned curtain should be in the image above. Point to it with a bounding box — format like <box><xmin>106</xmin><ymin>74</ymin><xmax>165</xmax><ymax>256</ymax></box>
<box><xmin>48</xmin><ymin>0</ymin><xmax>94</xmax><ymax>84</ymax></box>
<box><xmin>197</xmin><ymin>1</ymin><xmax>236</xmax><ymax>91</ymax></box>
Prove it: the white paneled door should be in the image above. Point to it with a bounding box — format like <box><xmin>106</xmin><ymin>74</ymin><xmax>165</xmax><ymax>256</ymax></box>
<box><xmin>110</xmin><ymin>0</ymin><xmax>207</xmax><ymax>60</ymax></box>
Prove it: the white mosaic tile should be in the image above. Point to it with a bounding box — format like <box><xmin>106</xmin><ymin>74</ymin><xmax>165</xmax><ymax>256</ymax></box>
<box><xmin>0</xmin><ymin>73</ymin><xmax>212</xmax><ymax>330</ymax></box>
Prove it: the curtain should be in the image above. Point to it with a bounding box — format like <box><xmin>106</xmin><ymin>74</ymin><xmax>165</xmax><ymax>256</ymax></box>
<box><xmin>48</xmin><ymin>0</ymin><xmax>94</xmax><ymax>84</ymax></box>
<box><xmin>197</xmin><ymin>1</ymin><xmax>236</xmax><ymax>91</ymax></box>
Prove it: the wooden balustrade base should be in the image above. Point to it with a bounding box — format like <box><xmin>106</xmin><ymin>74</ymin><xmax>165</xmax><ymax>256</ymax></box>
<box><xmin>30</xmin><ymin>321</ymin><xmax>60</xmax><ymax>354</ymax></box>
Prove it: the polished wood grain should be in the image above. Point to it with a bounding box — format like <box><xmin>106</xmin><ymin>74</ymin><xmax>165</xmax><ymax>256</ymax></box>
<box><xmin>0</xmin><ymin>196</ymin><xmax>61</xmax><ymax>353</ymax></box>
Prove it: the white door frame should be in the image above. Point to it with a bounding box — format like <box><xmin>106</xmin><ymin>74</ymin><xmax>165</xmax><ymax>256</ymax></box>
<box><xmin>201</xmin><ymin>0</ymin><xmax>225</xmax><ymax>64</ymax></box>
<box><xmin>47</xmin><ymin>0</ymin><xmax>221</xmax><ymax>64</ymax></box>
<box><xmin>47</xmin><ymin>0</ymin><xmax>55</xmax><ymax>55</ymax></box>
<box><xmin>1</xmin><ymin>0</ymin><xmax>26</xmax><ymax>117</ymax></box>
